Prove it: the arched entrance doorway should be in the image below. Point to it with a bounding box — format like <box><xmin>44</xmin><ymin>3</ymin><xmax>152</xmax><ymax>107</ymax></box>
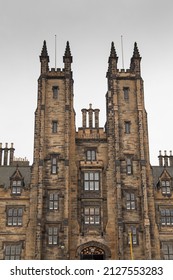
<box><xmin>80</xmin><ymin>246</ymin><xmax>105</xmax><ymax>260</ymax></box>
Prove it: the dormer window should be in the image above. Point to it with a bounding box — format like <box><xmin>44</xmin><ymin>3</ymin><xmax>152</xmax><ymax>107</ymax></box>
<box><xmin>10</xmin><ymin>168</ymin><xmax>24</xmax><ymax>195</ymax></box>
<box><xmin>161</xmin><ymin>180</ymin><xmax>171</xmax><ymax>195</ymax></box>
<box><xmin>12</xmin><ymin>180</ymin><xmax>22</xmax><ymax>195</ymax></box>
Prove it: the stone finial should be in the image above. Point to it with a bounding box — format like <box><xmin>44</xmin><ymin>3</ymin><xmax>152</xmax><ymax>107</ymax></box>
<box><xmin>130</xmin><ymin>42</ymin><xmax>141</xmax><ymax>75</ymax></box>
<box><xmin>64</xmin><ymin>41</ymin><xmax>71</xmax><ymax>57</ymax></box>
<box><xmin>108</xmin><ymin>42</ymin><xmax>118</xmax><ymax>63</ymax></box>
<box><xmin>40</xmin><ymin>40</ymin><xmax>49</xmax><ymax>74</ymax></box>
<box><xmin>63</xmin><ymin>41</ymin><xmax>73</xmax><ymax>70</ymax></box>
<box><xmin>133</xmin><ymin>42</ymin><xmax>141</xmax><ymax>59</ymax></box>
<box><xmin>40</xmin><ymin>40</ymin><xmax>49</xmax><ymax>59</ymax></box>
<box><xmin>110</xmin><ymin>42</ymin><xmax>118</xmax><ymax>59</ymax></box>
<box><xmin>107</xmin><ymin>42</ymin><xmax>118</xmax><ymax>75</ymax></box>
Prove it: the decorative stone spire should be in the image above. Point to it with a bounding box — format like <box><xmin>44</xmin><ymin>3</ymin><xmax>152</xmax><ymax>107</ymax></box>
<box><xmin>40</xmin><ymin>40</ymin><xmax>49</xmax><ymax>74</ymax></box>
<box><xmin>40</xmin><ymin>40</ymin><xmax>49</xmax><ymax>58</ymax></box>
<box><xmin>107</xmin><ymin>42</ymin><xmax>118</xmax><ymax>75</ymax></box>
<box><xmin>64</xmin><ymin>41</ymin><xmax>71</xmax><ymax>57</ymax></box>
<box><xmin>63</xmin><ymin>41</ymin><xmax>73</xmax><ymax>72</ymax></box>
<box><xmin>130</xmin><ymin>42</ymin><xmax>141</xmax><ymax>75</ymax></box>
<box><xmin>109</xmin><ymin>42</ymin><xmax>118</xmax><ymax>60</ymax></box>
<box><xmin>133</xmin><ymin>42</ymin><xmax>141</xmax><ymax>58</ymax></box>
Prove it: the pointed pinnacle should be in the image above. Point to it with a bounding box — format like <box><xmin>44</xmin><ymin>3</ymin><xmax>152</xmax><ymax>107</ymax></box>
<box><xmin>110</xmin><ymin>42</ymin><xmax>118</xmax><ymax>58</ymax></box>
<box><xmin>41</xmin><ymin>40</ymin><xmax>49</xmax><ymax>57</ymax></box>
<box><xmin>133</xmin><ymin>42</ymin><xmax>141</xmax><ymax>58</ymax></box>
<box><xmin>64</xmin><ymin>41</ymin><xmax>71</xmax><ymax>57</ymax></box>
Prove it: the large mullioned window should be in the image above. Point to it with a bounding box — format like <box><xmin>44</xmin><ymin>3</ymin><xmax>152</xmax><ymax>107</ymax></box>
<box><xmin>84</xmin><ymin>207</ymin><xmax>100</xmax><ymax>225</ymax></box>
<box><xmin>162</xmin><ymin>242</ymin><xmax>173</xmax><ymax>260</ymax></box>
<box><xmin>7</xmin><ymin>207</ymin><xmax>23</xmax><ymax>226</ymax></box>
<box><xmin>84</xmin><ymin>171</ymin><xmax>100</xmax><ymax>191</ymax></box>
<box><xmin>4</xmin><ymin>243</ymin><xmax>22</xmax><ymax>260</ymax></box>
<box><xmin>160</xmin><ymin>209</ymin><xmax>173</xmax><ymax>226</ymax></box>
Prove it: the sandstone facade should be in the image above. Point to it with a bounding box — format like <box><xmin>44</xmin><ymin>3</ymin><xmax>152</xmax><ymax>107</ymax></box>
<box><xmin>0</xmin><ymin>41</ymin><xmax>173</xmax><ymax>260</ymax></box>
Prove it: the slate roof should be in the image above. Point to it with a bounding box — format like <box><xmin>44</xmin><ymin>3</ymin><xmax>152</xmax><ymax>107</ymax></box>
<box><xmin>0</xmin><ymin>166</ymin><xmax>31</xmax><ymax>189</ymax></box>
<box><xmin>152</xmin><ymin>166</ymin><xmax>173</xmax><ymax>187</ymax></box>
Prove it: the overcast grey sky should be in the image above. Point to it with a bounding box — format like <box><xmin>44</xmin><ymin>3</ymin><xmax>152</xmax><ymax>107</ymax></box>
<box><xmin>0</xmin><ymin>0</ymin><xmax>173</xmax><ymax>165</ymax></box>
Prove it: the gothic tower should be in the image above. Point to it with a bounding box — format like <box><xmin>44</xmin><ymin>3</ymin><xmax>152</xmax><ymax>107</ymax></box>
<box><xmin>105</xmin><ymin>42</ymin><xmax>160</xmax><ymax>259</ymax></box>
<box><xmin>26</xmin><ymin>41</ymin><xmax>76</xmax><ymax>259</ymax></box>
<box><xmin>24</xmin><ymin>41</ymin><xmax>161</xmax><ymax>260</ymax></box>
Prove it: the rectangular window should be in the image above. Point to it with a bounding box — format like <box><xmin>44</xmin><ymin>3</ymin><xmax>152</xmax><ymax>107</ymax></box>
<box><xmin>51</xmin><ymin>155</ymin><xmax>58</xmax><ymax>174</ymax></box>
<box><xmin>7</xmin><ymin>207</ymin><xmax>23</xmax><ymax>226</ymax></box>
<box><xmin>126</xmin><ymin>158</ymin><xmax>132</xmax><ymax>174</ymax></box>
<box><xmin>49</xmin><ymin>193</ymin><xmax>59</xmax><ymax>210</ymax></box>
<box><xmin>125</xmin><ymin>121</ymin><xmax>131</xmax><ymax>134</ymax></box>
<box><xmin>84</xmin><ymin>171</ymin><xmax>100</xmax><ymax>191</ymax></box>
<box><xmin>52</xmin><ymin>121</ymin><xmax>58</xmax><ymax>133</ymax></box>
<box><xmin>84</xmin><ymin>207</ymin><xmax>100</xmax><ymax>225</ymax></box>
<box><xmin>12</xmin><ymin>180</ymin><xmax>22</xmax><ymax>195</ymax></box>
<box><xmin>126</xmin><ymin>193</ymin><xmax>135</xmax><ymax>210</ymax></box>
<box><xmin>123</xmin><ymin>87</ymin><xmax>129</xmax><ymax>100</ymax></box>
<box><xmin>162</xmin><ymin>180</ymin><xmax>171</xmax><ymax>195</ymax></box>
<box><xmin>4</xmin><ymin>243</ymin><xmax>22</xmax><ymax>260</ymax></box>
<box><xmin>162</xmin><ymin>242</ymin><xmax>173</xmax><ymax>260</ymax></box>
<box><xmin>128</xmin><ymin>226</ymin><xmax>138</xmax><ymax>245</ymax></box>
<box><xmin>48</xmin><ymin>227</ymin><xmax>59</xmax><ymax>245</ymax></box>
<box><xmin>160</xmin><ymin>209</ymin><xmax>173</xmax><ymax>226</ymax></box>
<box><xmin>86</xmin><ymin>150</ymin><xmax>96</xmax><ymax>161</ymax></box>
<box><xmin>52</xmin><ymin>86</ymin><xmax>58</xmax><ymax>99</ymax></box>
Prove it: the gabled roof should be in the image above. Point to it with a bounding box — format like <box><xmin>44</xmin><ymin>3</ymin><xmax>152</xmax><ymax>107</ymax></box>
<box><xmin>152</xmin><ymin>166</ymin><xmax>173</xmax><ymax>187</ymax></box>
<box><xmin>0</xmin><ymin>165</ymin><xmax>31</xmax><ymax>189</ymax></box>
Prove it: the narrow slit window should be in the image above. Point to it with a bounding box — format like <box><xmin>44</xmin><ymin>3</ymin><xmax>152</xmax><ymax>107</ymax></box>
<box><xmin>125</xmin><ymin>121</ymin><xmax>131</xmax><ymax>134</ymax></box>
<box><xmin>126</xmin><ymin>158</ymin><xmax>132</xmax><ymax>174</ymax></box>
<box><xmin>128</xmin><ymin>226</ymin><xmax>138</xmax><ymax>245</ymax></box>
<box><xmin>123</xmin><ymin>87</ymin><xmax>129</xmax><ymax>100</ymax></box>
<box><xmin>51</xmin><ymin>156</ymin><xmax>58</xmax><ymax>174</ymax></box>
<box><xmin>52</xmin><ymin>86</ymin><xmax>58</xmax><ymax>99</ymax></box>
<box><xmin>52</xmin><ymin>121</ymin><xmax>58</xmax><ymax>133</ymax></box>
<box><xmin>49</xmin><ymin>193</ymin><xmax>59</xmax><ymax>210</ymax></box>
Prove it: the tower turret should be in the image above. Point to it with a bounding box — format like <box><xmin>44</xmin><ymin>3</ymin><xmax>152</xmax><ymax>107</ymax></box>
<box><xmin>130</xmin><ymin>42</ymin><xmax>141</xmax><ymax>75</ymax></box>
<box><xmin>39</xmin><ymin>40</ymin><xmax>49</xmax><ymax>74</ymax></box>
<box><xmin>63</xmin><ymin>41</ymin><xmax>73</xmax><ymax>72</ymax></box>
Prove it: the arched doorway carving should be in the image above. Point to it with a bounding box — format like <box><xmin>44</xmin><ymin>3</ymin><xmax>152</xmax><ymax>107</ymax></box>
<box><xmin>80</xmin><ymin>246</ymin><xmax>105</xmax><ymax>260</ymax></box>
<box><xmin>77</xmin><ymin>241</ymin><xmax>111</xmax><ymax>260</ymax></box>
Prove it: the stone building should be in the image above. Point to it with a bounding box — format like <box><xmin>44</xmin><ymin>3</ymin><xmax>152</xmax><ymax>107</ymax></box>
<box><xmin>0</xmin><ymin>41</ymin><xmax>173</xmax><ymax>260</ymax></box>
